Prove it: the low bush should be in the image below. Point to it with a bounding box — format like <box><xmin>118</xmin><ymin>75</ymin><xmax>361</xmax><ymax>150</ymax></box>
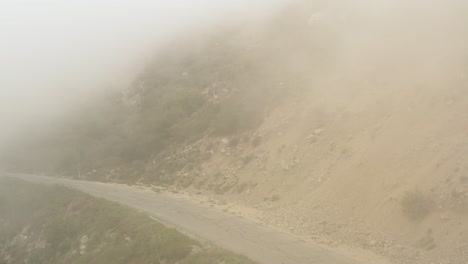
<box><xmin>401</xmin><ymin>190</ymin><xmax>434</xmax><ymax>222</ymax></box>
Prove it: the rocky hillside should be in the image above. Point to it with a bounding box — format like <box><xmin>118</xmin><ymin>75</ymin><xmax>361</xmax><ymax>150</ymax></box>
<box><xmin>1</xmin><ymin>1</ymin><xmax>468</xmax><ymax>264</ymax></box>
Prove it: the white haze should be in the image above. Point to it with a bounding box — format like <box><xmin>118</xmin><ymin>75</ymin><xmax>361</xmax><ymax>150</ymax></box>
<box><xmin>1</xmin><ymin>0</ymin><xmax>467</xmax><ymax>149</ymax></box>
<box><xmin>0</xmin><ymin>0</ymin><xmax>286</xmax><ymax>147</ymax></box>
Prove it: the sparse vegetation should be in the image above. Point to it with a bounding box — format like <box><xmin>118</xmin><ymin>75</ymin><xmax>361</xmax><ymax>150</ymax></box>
<box><xmin>270</xmin><ymin>194</ymin><xmax>281</xmax><ymax>202</ymax></box>
<box><xmin>251</xmin><ymin>136</ymin><xmax>262</xmax><ymax>148</ymax></box>
<box><xmin>236</xmin><ymin>182</ymin><xmax>250</xmax><ymax>193</ymax></box>
<box><xmin>241</xmin><ymin>155</ymin><xmax>256</xmax><ymax>166</ymax></box>
<box><xmin>416</xmin><ymin>235</ymin><xmax>436</xmax><ymax>251</ymax></box>
<box><xmin>264</xmin><ymin>194</ymin><xmax>281</xmax><ymax>202</ymax></box>
<box><xmin>0</xmin><ymin>178</ymin><xmax>256</xmax><ymax>264</ymax></box>
<box><xmin>214</xmin><ymin>182</ymin><xmax>234</xmax><ymax>195</ymax></box>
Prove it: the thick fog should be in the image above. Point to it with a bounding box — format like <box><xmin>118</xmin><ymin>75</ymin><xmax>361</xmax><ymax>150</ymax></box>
<box><xmin>0</xmin><ymin>0</ymin><xmax>285</xmax><ymax>148</ymax></box>
<box><xmin>1</xmin><ymin>0</ymin><xmax>467</xmax><ymax>147</ymax></box>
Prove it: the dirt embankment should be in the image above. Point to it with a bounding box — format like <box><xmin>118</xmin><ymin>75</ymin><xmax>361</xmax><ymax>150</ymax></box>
<box><xmin>134</xmin><ymin>3</ymin><xmax>468</xmax><ymax>263</ymax></box>
<box><xmin>142</xmin><ymin>81</ymin><xmax>468</xmax><ymax>264</ymax></box>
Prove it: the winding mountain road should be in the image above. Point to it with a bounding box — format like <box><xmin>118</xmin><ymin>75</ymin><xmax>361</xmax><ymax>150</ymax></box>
<box><xmin>4</xmin><ymin>173</ymin><xmax>365</xmax><ymax>264</ymax></box>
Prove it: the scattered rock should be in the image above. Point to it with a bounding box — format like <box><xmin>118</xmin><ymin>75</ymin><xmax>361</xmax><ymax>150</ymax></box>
<box><xmin>314</xmin><ymin>128</ymin><xmax>324</xmax><ymax>135</ymax></box>
<box><xmin>440</xmin><ymin>212</ymin><xmax>451</xmax><ymax>220</ymax></box>
<box><xmin>191</xmin><ymin>245</ymin><xmax>203</xmax><ymax>254</ymax></box>
<box><xmin>124</xmin><ymin>235</ymin><xmax>132</xmax><ymax>245</ymax></box>
<box><xmin>80</xmin><ymin>235</ymin><xmax>89</xmax><ymax>255</ymax></box>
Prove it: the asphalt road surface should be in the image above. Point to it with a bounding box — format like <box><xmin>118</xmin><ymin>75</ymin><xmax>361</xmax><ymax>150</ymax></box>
<box><xmin>4</xmin><ymin>173</ymin><xmax>363</xmax><ymax>264</ymax></box>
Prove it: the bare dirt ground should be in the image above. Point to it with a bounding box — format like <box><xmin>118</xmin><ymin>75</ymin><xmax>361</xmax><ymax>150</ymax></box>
<box><xmin>145</xmin><ymin>83</ymin><xmax>468</xmax><ymax>264</ymax></box>
<box><xmin>160</xmin><ymin>188</ymin><xmax>393</xmax><ymax>264</ymax></box>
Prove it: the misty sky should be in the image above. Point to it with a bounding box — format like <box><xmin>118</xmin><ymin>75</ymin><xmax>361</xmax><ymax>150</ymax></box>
<box><xmin>0</xmin><ymin>0</ymin><xmax>284</xmax><ymax>146</ymax></box>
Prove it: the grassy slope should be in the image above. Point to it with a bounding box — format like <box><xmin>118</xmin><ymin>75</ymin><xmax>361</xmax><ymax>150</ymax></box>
<box><xmin>0</xmin><ymin>178</ymin><xmax>255</xmax><ymax>264</ymax></box>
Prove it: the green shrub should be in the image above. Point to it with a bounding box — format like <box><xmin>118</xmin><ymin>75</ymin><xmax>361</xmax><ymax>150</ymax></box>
<box><xmin>401</xmin><ymin>190</ymin><xmax>434</xmax><ymax>221</ymax></box>
<box><xmin>271</xmin><ymin>194</ymin><xmax>281</xmax><ymax>202</ymax></box>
